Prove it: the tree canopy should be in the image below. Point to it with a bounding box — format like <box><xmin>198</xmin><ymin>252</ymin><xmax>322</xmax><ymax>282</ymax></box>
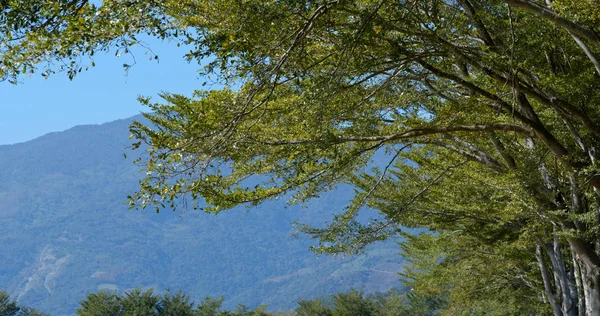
<box><xmin>5</xmin><ymin>286</ymin><xmax>440</xmax><ymax>315</ymax></box>
<box><xmin>75</xmin><ymin>287</ymin><xmax>444</xmax><ymax>315</ymax></box>
<box><xmin>0</xmin><ymin>291</ymin><xmax>48</xmax><ymax>316</ymax></box>
<box><xmin>4</xmin><ymin>0</ymin><xmax>600</xmax><ymax>314</ymax></box>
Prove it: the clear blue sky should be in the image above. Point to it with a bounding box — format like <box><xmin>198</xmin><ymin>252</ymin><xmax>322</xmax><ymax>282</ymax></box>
<box><xmin>0</xmin><ymin>39</ymin><xmax>203</xmax><ymax>145</ymax></box>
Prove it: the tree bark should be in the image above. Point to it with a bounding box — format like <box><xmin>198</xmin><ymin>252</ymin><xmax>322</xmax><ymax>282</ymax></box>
<box><xmin>546</xmin><ymin>239</ymin><xmax>577</xmax><ymax>315</ymax></box>
<box><xmin>538</xmin><ymin>244</ymin><xmax>565</xmax><ymax>316</ymax></box>
<box><xmin>501</xmin><ymin>0</ymin><xmax>600</xmax><ymax>48</ymax></box>
<box><xmin>568</xmin><ymin>31</ymin><xmax>600</xmax><ymax>76</ymax></box>
<box><xmin>568</xmin><ymin>238</ymin><xmax>600</xmax><ymax>315</ymax></box>
<box><xmin>573</xmin><ymin>251</ymin><xmax>586</xmax><ymax>316</ymax></box>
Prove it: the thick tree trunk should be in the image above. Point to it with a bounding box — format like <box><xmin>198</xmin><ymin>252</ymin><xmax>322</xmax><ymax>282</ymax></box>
<box><xmin>578</xmin><ymin>259</ymin><xmax>600</xmax><ymax>315</ymax></box>
<box><xmin>572</xmin><ymin>253</ymin><xmax>586</xmax><ymax>316</ymax></box>
<box><xmin>568</xmin><ymin>239</ymin><xmax>600</xmax><ymax>315</ymax></box>
<box><xmin>545</xmin><ymin>239</ymin><xmax>577</xmax><ymax>315</ymax></box>
<box><xmin>536</xmin><ymin>235</ymin><xmax>600</xmax><ymax>315</ymax></box>
<box><xmin>538</xmin><ymin>245</ymin><xmax>565</xmax><ymax>316</ymax></box>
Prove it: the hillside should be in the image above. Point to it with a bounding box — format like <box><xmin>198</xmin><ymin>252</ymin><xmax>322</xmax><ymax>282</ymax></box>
<box><xmin>0</xmin><ymin>116</ymin><xmax>405</xmax><ymax>315</ymax></box>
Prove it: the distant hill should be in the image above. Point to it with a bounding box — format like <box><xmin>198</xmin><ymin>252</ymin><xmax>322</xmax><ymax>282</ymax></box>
<box><xmin>0</xmin><ymin>116</ymin><xmax>405</xmax><ymax>315</ymax></box>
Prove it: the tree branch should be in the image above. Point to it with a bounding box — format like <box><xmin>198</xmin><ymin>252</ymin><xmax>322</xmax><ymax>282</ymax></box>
<box><xmin>439</xmin><ymin>134</ymin><xmax>508</xmax><ymax>170</ymax></box>
<box><xmin>501</xmin><ymin>0</ymin><xmax>600</xmax><ymax>47</ymax></box>
<box><xmin>456</xmin><ymin>0</ymin><xmax>496</xmax><ymax>47</ymax></box>
<box><xmin>419</xmin><ymin>61</ymin><xmax>573</xmax><ymax>167</ymax></box>
<box><xmin>253</xmin><ymin>124</ymin><xmax>535</xmax><ymax>146</ymax></box>
<box><xmin>568</xmin><ymin>31</ymin><xmax>600</xmax><ymax>76</ymax></box>
<box><xmin>489</xmin><ymin>133</ymin><xmax>517</xmax><ymax>169</ymax></box>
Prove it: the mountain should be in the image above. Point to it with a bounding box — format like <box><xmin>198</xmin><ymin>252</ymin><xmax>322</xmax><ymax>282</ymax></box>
<box><xmin>0</xmin><ymin>116</ymin><xmax>405</xmax><ymax>315</ymax></box>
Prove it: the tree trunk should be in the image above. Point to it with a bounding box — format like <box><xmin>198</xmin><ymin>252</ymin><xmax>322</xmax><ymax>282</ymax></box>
<box><xmin>545</xmin><ymin>239</ymin><xmax>577</xmax><ymax>316</ymax></box>
<box><xmin>572</xmin><ymin>252</ymin><xmax>586</xmax><ymax>316</ymax></box>
<box><xmin>538</xmin><ymin>245</ymin><xmax>565</xmax><ymax>316</ymax></box>
<box><xmin>578</xmin><ymin>260</ymin><xmax>600</xmax><ymax>315</ymax></box>
<box><xmin>568</xmin><ymin>239</ymin><xmax>600</xmax><ymax>315</ymax></box>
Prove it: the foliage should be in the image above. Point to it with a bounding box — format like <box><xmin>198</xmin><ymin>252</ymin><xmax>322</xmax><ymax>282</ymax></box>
<box><xmin>375</xmin><ymin>290</ymin><xmax>444</xmax><ymax>316</ymax></box>
<box><xmin>0</xmin><ymin>118</ymin><xmax>404</xmax><ymax>315</ymax></box>
<box><xmin>6</xmin><ymin>0</ymin><xmax>600</xmax><ymax>314</ymax></box>
<box><xmin>295</xmin><ymin>298</ymin><xmax>332</xmax><ymax>316</ymax></box>
<box><xmin>0</xmin><ymin>291</ymin><xmax>20</xmax><ymax>316</ymax></box>
<box><xmin>295</xmin><ymin>288</ymin><xmax>445</xmax><ymax>316</ymax></box>
<box><xmin>331</xmin><ymin>290</ymin><xmax>379</xmax><ymax>316</ymax></box>
<box><xmin>76</xmin><ymin>288</ymin><xmax>401</xmax><ymax>316</ymax></box>
<box><xmin>77</xmin><ymin>288</ymin><xmax>205</xmax><ymax>316</ymax></box>
<box><xmin>127</xmin><ymin>1</ymin><xmax>600</xmax><ymax>314</ymax></box>
<box><xmin>157</xmin><ymin>290</ymin><xmax>196</xmax><ymax>316</ymax></box>
<box><xmin>0</xmin><ymin>291</ymin><xmax>49</xmax><ymax>316</ymax></box>
<box><xmin>195</xmin><ymin>296</ymin><xmax>226</xmax><ymax>316</ymax></box>
<box><xmin>400</xmin><ymin>232</ymin><xmax>544</xmax><ymax>315</ymax></box>
<box><xmin>76</xmin><ymin>291</ymin><xmax>123</xmax><ymax>316</ymax></box>
<box><xmin>0</xmin><ymin>0</ymin><xmax>175</xmax><ymax>83</ymax></box>
<box><xmin>2</xmin><ymin>287</ymin><xmax>442</xmax><ymax>315</ymax></box>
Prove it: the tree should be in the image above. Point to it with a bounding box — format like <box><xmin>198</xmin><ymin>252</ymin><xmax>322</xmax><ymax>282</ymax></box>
<box><xmin>126</xmin><ymin>1</ymin><xmax>600</xmax><ymax>314</ymax></box>
<box><xmin>77</xmin><ymin>288</ymin><xmax>196</xmax><ymax>316</ymax></box>
<box><xmin>399</xmin><ymin>232</ymin><xmax>543</xmax><ymax>315</ymax></box>
<box><xmin>332</xmin><ymin>290</ymin><xmax>378</xmax><ymax>316</ymax></box>
<box><xmin>0</xmin><ymin>291</ymin><xmax>21</xmax><ymax>316</ymax></box>
<box><xmin>295</xmin><ymin>298</ymin><xmax>332</xmax><ymax>316</ymax></box>
<box><xmin>5</xmin><ymin>0</ymin><xmax>600</xmax><ymax>314</ymax></box>
<box><xmin>120</xmin><ymin>288</ymin><xmax>160</xmax><ymax>315</ymax></box>
<box><xmin>157</xmin><ymin>290</ymin><xmax>196</xmax><ymax>316</ymax></box>
<box><xmin>16</xmin><ymin>307</ymin><xmax>51</xmax><ymax>316</ymax></box>
<box><xmin>0</xmin><ymin>0</ymin><xmax>172</xmax><ymax>83</ymax></box>
<box><xmin>77</xmin><ymin>290</ymin><xmax>123</xmax><ymax>316</ymax></box>
<box><xmin>0</xmin><ymin>291</ymin><xmax>49</xmax><ymax>316</ymax></box>
<box><xmin>375</xmin><ymin>289</ymin><xmax>445</xmax><ymax>316</ymax></box>
<box><xmin>195</xmin><ymin>296</ymin><xmax>227</xmax><ymax>316</ymax></box>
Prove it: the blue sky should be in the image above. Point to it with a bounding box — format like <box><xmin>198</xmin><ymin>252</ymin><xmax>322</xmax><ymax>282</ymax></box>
<box><xmin>0</xmin><ymin>39</ymin><xmax>202</xmax><ymax>145</ymax></box>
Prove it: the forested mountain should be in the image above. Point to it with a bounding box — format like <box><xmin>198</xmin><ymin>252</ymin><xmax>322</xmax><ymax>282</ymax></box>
<box><xmin>0</xmin><ymin>116</ymin><xmax>404</xmax><ymax>316</ymax></box>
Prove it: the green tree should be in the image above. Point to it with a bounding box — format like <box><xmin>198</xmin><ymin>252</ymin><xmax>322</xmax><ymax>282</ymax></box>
<box><xmin>5</xmin><ymin>0</ymin><xmax>600</xmax><ymax>314</ymax></box>
<box><xmin>232</xmin><ymin>304</ymin><xmax>269</xmax><ymax>316</ymax></box>
<box><xmin>157</xmin><ymin>290</ymin><xmax>195</xmax><ymax>316</ymax></box>
<box><xmin>375</xmin><ymin>291</ymin><xmax>407</xmax><ymax>316</ymax></box>
<box><xmin>0</xmin><ymin>0</ymin><xmax>172</xmax><ymax>83</ymax></box>
<box><xmin>16</xmin><ymin>307</ymin><xmax>50</xmax><ymax>316</ymax></box>
<box><xmin>399</xmin><ymin>232</ymin><xmax>543</xmax><ymax>315</ymax></box>
<box><xmin>376</xmin><ymin>289</ymin><xmax>443</xmax><ymax>316</ymax></box>
<box><xmin>195</xmin><ymin>296</ymin><xmax>227</xmax><ymax>316</ymax></box>
<box><xmin>295</xmin><ymin>298</ymin><xmax>332</xmax><ymax>316</ymax></box>
<box><xmin>120</xmin><ymin>288</ymin><xmax>160</xmax><ymax>315</ymax></box>
<box><xmin>77</xmin><ymin>291</ymin><xmax>123</xmax><ymax>316</ymax></box>
<box><xmin>332</xmin><ymin>290</ymin><xmax>378</xmax><ymax>316</ymax></box>
<box><xmin>77</xmin><ymin>288</ymin><xmax>164</xmax><ymax>316</ymax></box>
<box><xmin>126</xmin><ymin>1</ymin><xmax>600</xmax><ymax>314</ymax></box>
<box><xmin>0</xmin><ymin>291</ymin><xmax>20</xmax><ymax>316</ymax></box>
<box><xmin>0</xmin><ymin>291</ymin><xmax>49</xmax><ymax>316</ymax></box>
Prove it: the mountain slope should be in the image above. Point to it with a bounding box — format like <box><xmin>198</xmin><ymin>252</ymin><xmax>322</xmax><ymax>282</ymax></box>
<box><xmin>0</xmin><ymin>116</ymin><xmax>404</xmax><ymax>315</ymax></box>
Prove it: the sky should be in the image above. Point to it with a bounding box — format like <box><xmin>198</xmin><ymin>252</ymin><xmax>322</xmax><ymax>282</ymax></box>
<box><xmin>0</xmin><ymin>38</ymin><xmax>203</xmax><ymax>145</ymax></box>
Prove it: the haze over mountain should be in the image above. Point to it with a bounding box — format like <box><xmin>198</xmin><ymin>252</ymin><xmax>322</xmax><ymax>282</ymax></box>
<box><xmin>0</xmin><ymin>116</ymin><xmax>405</xmax><ymax>315</ymax></box>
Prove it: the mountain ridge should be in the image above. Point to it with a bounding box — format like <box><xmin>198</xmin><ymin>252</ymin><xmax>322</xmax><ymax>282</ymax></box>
<box><xmin>0</xmin><ymin>115</ymin><xmax>404</xmax><ymax>315</ymax></box>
